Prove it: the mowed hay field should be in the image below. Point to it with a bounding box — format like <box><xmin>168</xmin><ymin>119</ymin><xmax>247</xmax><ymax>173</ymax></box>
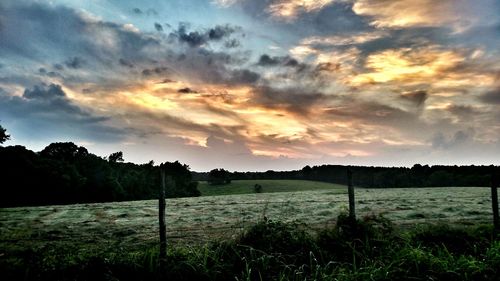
<box><xmin>0</xmin><ymin>181</ymin><xmax>494</xmax><ymax>256</ymax></box>
<box><xmin>198</xmin><ymin>179</ymin><xmax>346</xmax><ymax>196</ymax></box>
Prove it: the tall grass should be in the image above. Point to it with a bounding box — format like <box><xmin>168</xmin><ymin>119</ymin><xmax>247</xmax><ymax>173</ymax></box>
<box><xmin>2</xmin><ymin>214</ymin><xmax>499</xmax><ymax>281</ymax></box>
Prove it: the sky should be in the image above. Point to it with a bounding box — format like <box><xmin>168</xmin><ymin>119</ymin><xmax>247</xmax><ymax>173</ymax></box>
<box><xmin>0</xmin><ymin>0</ymin><xmax>499</xmax><ymax>171</ymax></box>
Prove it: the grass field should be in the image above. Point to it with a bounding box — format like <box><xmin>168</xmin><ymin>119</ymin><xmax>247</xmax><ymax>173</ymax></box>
<box><xmin>0</xmin><ymin>183</ymin><xmax>497</xmax><ymax>280</ymax></box>
<box><xmin>197</xmin><ymin>179</ymin><xmax>346</xmax><ymax>196</ymax></box>
<box><xmin>0</xmin><ymin>185</ymin><xmax>492</xmax><ymax>251</ymax></box>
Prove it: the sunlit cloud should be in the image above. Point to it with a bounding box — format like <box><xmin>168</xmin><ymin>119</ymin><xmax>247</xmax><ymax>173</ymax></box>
<box><xmin>352</xmin><ymin>0</ymin><xmax>496</xmax><ymax>31</ymax></box>
<box><xmin>267</xmin><ymin>0</ymin><xmax>336</xmax><ymax>19</ymax></box>
<box><xmin>351</xmin><ymin>46</ymin><xmax>465</xmax><ymax>85</ymax></box>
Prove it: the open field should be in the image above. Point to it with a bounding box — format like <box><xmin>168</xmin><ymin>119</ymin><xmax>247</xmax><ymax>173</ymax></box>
<box><xmin>197</xmin><ymin>179</ymin><xmax>346</xmax><ymax>196</ymax></box>
<box><xmin>0</xmin><ymin>185</ymin><xmax>493</xmax><ymax>256</ymax></box>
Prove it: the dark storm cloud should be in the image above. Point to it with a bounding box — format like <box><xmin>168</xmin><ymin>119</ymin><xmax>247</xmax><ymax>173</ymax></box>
<box><xmin>303</xmin><ymin>1</ymin><xmax>372</xmax><ymax>35</ymax></box>
<box><xmin>172</xmin><ymin>23</ymin><xmax>206</xmax><ymax>47</ymax></box>
<box><xmin>21</xmin><ymin>84</ymin><xmax>105</xmax><ymax>121</ymax></box>
<box><xmin>431</xmin><ymin>130</ymin><xmax>473</xmax><ymax>149</ymax></box>
<box><xmin>251</xmin><ymin>86</ymin><xmax>327</xmax><ymax>115</ymax></box>
<box><xmin>24</xmin><ymin>84</ymin><xmax>65</xmax><ymax>99</ymax></box>
<box><xmin>53</xmin><ymin>64</ymin><xmax>64</xmax><ymax>70</ymax></box>
<box><xmin>256</xmin><ymin>54</ymin><xmax>298</xmax><ymax>67</ymax></box>
<box><xmin>119</xmin><ymin>58</ymin><xmax>134</xmax><ymax>68</ymax></box>
<box><xmin>480</xmin><ymin>87</ymin><xmax>500</xmax><ymax>104</ymax></box>
<box><xmin>169</xmin><ymin>48</ymin><xmax>259</xmax><ymax>86</ymax></box>
<box><xmin>356</xmin><ymin>27</ymin><xmax>452</xmax><ymax>55</ymax></box>
<box><xmin>400</xmin><ymin>90</ymin><xmax>428</xmax><ymax>107</ymax></box>
<box><xmin>132</xmin><ymin>7</ymin><xmax>158</xmax><ymax>16</ymax></box>
<box><xmin>156</xmin><ymin>78</ymin><xmax>175</xmax><ymax>84</ymax></box>
<box><xmin>142</xmin><ymin>66</ymin><xmax>169</xmax><ymax>76</ymax></box>
<box><xmin>177</xmin><ymin>87</ymin><xmax>198</xmax><ymax>94</ymax></box>
<box><xmin>324</xmin><ymin>101</ymin><xmax>420</xmax><ymax>127</ymax></box>
<box><xmin>229</xmin><ymin>69</ymin><xmax>260</xmax><ymax>84</ymax></box>
<box><xmin>231</xmin><ymin>0</ymin><xmax>372</xmax><ymax>37</ymax></box>
<box><xmin>170</xmin><ymin>23</ymin><xmax>240</xmax><ymax>48</ymax></box>
<box><xmin>446</xmin><ymin>104</ymin><xmax>478</xmax><ymax>117</ymax></box>
<box><xmin>208</xmin><ymin>25</ymin><xmax>238</xmax><ymax>40</ymax></box>
<box><xmin>64</xmin><ymin>56</ymin><xmax>86</xmax><ymax>69</ymax></box>
<box><xmin>154</xmin><ymin>22</ymin><xmax>163</xmax><ymax>32</ymax></box>
<box><xmin>0</xmin><ymin>3</ymin><xmax>160</xmax><ymax>78</ymax></box>
<box><xmin>0</xmin><ymin>84</ymin><xmax>125</xmax><ymax>142</ymax></box>
<box><xmin>38</xmin><ymin>67</ymin><xmax>62</xmax><ymax>78</ymax></box>
<box><xmin>224</xmin><ymin>39</ymin><xmax>241</xmax><ymax>48</ymax></box>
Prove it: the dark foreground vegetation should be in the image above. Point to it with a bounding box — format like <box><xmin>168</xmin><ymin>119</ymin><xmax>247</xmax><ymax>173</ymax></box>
<box><xmin>2</xmin><ymin>214</ymin><xmax>499</xmax><ymax>281</ymax></box>
<box><xmin>0</xmin><ymin>143</ymin><xmax>199</xmax><ymax>207</ymax></box>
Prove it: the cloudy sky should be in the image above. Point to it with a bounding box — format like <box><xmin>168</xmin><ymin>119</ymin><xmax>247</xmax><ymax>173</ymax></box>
<box><xmin>0</xmin><ymin>0</ymin><xmax>499</xmax><ymax>171</ymax></box>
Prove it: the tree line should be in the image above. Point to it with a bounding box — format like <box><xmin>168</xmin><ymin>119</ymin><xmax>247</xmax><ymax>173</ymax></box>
<box><xmin>0</xmin><ymin>142</ymin><xmax>200</xmax><ymax>207</ymax></box>
<box><xmin>193</xmin><ymin>164</ymin><xmax>498</xmax><ymax>188</ymax></box>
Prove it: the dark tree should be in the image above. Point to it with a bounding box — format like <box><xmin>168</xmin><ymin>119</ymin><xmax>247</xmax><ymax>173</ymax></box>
<box><xmin>108</xmin><ymin>151</ymin><xmax>124</xmax><ymax>163</ymax></box>
<box><xmin>0</xmin><ymin>143</ymin><xmax>201</xmax><ymax>207</ymax></box>
<box><xmin>40</xmin><ymin>142</ymin><xmax>88</xmax><ymax>162</ymax></box>
<box><xmin>0</xmin><ymin>124</ymin><xmax>11</xmax><ymax>144</ymax></box>
<box><xmin>208</xmin><ymin>168</ymin><xmax>232</xmax><ymax>185</ymax></box>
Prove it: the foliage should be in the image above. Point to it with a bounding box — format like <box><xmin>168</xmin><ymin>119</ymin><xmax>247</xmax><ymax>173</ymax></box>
<box><xmin>108</xmin><ymin>151</ymin><xmax>124</xmax><ymax>163</ymax></box>
<box><xmin>0</xmin><ymin>123</ymin><xmax>10</xmax><ymax>144</ymax></box>
<box><xmin>207</xmin><ymin>168</ymin><xmax>231</xmax><ymax>185</ymax></box>
<box><xmin>1</xmin><ymin>216</ymin><xmax>499</xmax><ymax>281</ymax></box>
<box><xmin>0</xmin><ymin>142</ymin><xmax>200</xmax><ymax>207</ymax></box>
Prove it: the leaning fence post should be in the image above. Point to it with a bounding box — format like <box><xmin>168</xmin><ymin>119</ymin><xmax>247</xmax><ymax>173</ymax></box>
<box><xmin>159</xmin><ymin>168</ymin><xmax>167</xmax><ymax>264</ymax></box>
<box><xmin>492</xmin><ymin>172</ymin><xmax>499</xmax><ymax>233</ymax></box>
<box><xmin>347</xmin><ymin>168</ymin><xmax>355</xmax><ymax>220</ymax></box>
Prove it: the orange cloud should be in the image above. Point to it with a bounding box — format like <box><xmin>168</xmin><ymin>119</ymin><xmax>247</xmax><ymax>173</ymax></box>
<box><xmin>351</xmin><ymin>46</ymin><xmax>465</xmax><ymax>85</ymax></box>
<box><xmin>352</xmin><ymin>0</ymin><xmax>476</xmax><ymax>31</ymax></box>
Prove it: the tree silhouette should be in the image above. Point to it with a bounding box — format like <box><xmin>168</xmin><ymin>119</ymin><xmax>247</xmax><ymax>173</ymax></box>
<box><xmin>208</xmin><ymin>168</ymin><xmax>231</xmax><ymax>185</ymax></box>
<box><xmin>0</xmin><ymin>123</ymin><xmax>10</xmax><ymax>144</ymax></box>
<box><xmin>108</xmin><ymin>151</ymin><xmax>124</xmax><ymax>163</ymax></box>
<box><xmin>40</xmin><ymin>142</ymin><xmax>88</xmax><ymax>162</ymax></box>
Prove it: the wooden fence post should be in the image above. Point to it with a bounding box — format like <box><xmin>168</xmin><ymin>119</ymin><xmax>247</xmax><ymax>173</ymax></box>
<box><xmin>347</xmin><ymin>168</ymin><xmax>355</xmax><ymax>220</ymax></box>
<box><xmin>492</xmin><ymin>172</ymin><xmax>499</xmax><ymax>233</ymax></box>
<box><xmin>159</xmin><ymin>168</ymin><xmax>167</xmax><ymax>264</ymax></box>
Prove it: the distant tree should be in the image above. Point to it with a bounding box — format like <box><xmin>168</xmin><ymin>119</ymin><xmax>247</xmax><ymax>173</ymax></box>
<box><xmin>208</xmin><ymin>168</ymin><xmax>231</xmax><ymax>185</ymax></box>
<box><xmin>301</xmin><ymin>165</ymin><xmax>312</xmax><ymax>179</ymax></box>
<box><xmin>161</xmin><ymin>161</ymin><xmax>200</xmax><ymax>197</ymax></box>
<box><xmin>0</xmin><ymin>124</ymin><xmax>10</xmax><ymax>144</ymax></box>
<box><xmin>108</xmin><ymin>151</ymin><xmax>124</xmax><ymax>163</ymax></box>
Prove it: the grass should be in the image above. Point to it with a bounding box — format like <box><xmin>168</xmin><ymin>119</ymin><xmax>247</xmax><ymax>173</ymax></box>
<box><xmin>0</xmin><ymin>187</ymin><xmax>492</xmax><ymax>250</ymax></box>
<box><xmin>1</xmin><ymin>214</ymin><xmax>499</xmax><ymax>281</ymax></box>
<box><xmin>0</xmin><ymin>184</ymin><xmax>497</xmax><ymax>280</ymax></box>
<box><xmin>197</xmin><ymin>179</ymin><xmax>346</xmax><ymax>196</ymax></box>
